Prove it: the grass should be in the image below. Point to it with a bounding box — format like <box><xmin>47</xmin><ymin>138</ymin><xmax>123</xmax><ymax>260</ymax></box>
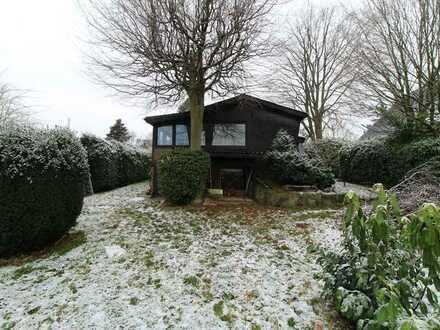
<box><xmin>48</xmin><ymin>231</ymin><xmax>87</xmax><ymax>257</ymax></box>
<box><xmin>143</xmin><ymin>251</ymin><xmax>155</xmax><ymax>268</ymax></box>
<box><xmin>27</xmin><ymin>306</ymin><xmax>40</xmax><ymax>315</ymax></box>
<box><xmin>12</xmin><ymin>264</ymin><xmax>47</xmax><ymax>280</ymax></box>
<box><xmin>213</xmin><ymin>301</ymin><xmax>235</xmax><ymax>323</ymax></box>
<box><xmin>0</xmin><ymin>231</ymin><xmax>87</xmax><ymax>268</ymax></box>
<box><xmin>129</xmin><ymin>297</ymin><xmax>139</xmax><ymax>305</ymax></box>
<box><xmin>116</xmin><ymin>208</ymin><xmax>150</xmax><ymax>225</ymax></box>
<box><xmin>183</xmin><ymin>275</ymin><xmax>199</xmax><ymax>289</ymax></box>
<box><xmin>287</xmin><ymin>317</ymin><xmax>296</xmax><ymax>328</ymax></box>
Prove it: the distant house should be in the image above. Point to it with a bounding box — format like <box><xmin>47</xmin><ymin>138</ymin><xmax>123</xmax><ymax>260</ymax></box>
<box><xmin>144</xmin><ymin>94</ymin><xmax>307</xmax><ymax>197</ymax></box>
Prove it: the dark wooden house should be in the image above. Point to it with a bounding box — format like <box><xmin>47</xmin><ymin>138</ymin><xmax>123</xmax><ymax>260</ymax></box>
<box><xmin>144</xmin><ymin>94</ymin><xmax>307</xmax><ymax>197</ymax></box>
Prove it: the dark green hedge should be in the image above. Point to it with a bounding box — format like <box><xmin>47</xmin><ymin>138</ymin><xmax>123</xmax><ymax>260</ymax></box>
<box><xmin>265</xmin><ymin>130</ymin><xmax>335</xmax><ymax>189</ymax></box>
<box><xmin>158</xmin><ymin>149</ymin><xmax>210</xmax><ymax>205</ymax></box>
<box><xmin>339</xmin><ymin>137</ymin><xmax>440</xmax><ymax>187</ymax></box>
<box><xmin>80</xmin><ymin>134</ymin><xmax>150</xmax><ymax>192</ymax></box>
<box><xmin>0</xmin><ymin>127</ymin><xmax>89</xmax><ymax>257</ymax></box>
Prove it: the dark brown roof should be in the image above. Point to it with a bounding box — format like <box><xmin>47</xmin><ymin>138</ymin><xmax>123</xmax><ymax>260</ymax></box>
<box><xmin>144</xmin><ymin>94</ymin><xmax>307</xmax><ymax>125</ymax></box>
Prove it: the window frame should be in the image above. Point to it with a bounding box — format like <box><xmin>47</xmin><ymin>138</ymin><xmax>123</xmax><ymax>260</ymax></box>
<box><xmin>211</xmin><ymin>123</ymin><xmax>247</xmax><ymax>147</ymax></box>
<box><xmin>156</xmin><ymin>125</ymin><xmax>173</xmax><ymax>146</ymax></box>
<box><xmin>175</xmin><ymin>124</ymin><xmax>190</xmax><ymax>146</ymax></box>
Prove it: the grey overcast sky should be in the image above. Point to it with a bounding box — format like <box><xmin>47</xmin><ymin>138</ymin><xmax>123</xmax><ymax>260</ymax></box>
<box><xmin>0</xmin><ymin>0</ymin><xmax>360</xmax><ymax>139</ymax></box>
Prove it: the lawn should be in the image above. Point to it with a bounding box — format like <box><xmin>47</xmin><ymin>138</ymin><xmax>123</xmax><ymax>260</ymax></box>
<box><xmin>0</xmin><ymin>182</ymin><xmax>350</xmax><ymax>329</ymax></box>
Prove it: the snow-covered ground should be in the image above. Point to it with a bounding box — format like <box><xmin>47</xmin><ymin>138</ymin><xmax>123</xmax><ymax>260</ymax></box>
<box><xmin>0</xmin><ymin>182</ymin><xmax>349</xmax><ymax>329</ymax></box>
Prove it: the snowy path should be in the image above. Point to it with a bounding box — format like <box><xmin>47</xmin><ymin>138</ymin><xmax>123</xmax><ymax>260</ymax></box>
<box><xmin>0</xmin><ymin>182</ymin><xmax>348</xmax><ymax>329</ymax></box>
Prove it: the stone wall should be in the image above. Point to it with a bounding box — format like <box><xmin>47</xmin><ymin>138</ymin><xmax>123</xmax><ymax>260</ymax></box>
<box><xmin>254</xmin><ymin>181</ymin><xmax>345</xmax><ymax>210</ymax></box>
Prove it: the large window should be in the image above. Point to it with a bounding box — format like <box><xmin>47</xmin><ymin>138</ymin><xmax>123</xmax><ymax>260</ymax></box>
<box><xmin>175</xmin><ymin>125</ymin><xmax>189</xmax><ymax>145</ymax></box>
<box><xmin>212</xmin><ymin>124</ymin><xmax>246</xmax><ymax>146</ymax></box>
<box><xmin>157</xmin><ymin>125</ymin><xmax>173</xmax><ymax>146</ymax></box>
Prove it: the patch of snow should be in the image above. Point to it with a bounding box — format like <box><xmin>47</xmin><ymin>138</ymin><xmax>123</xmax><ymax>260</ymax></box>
<box><xmin>333</xmin><ymin>180</ymin><xmax>376</xmax><ymax>201</ymax></box>
<box><xmin>0</xmin><ymin>182</ymin><xmax>347</xmax><ymax>329</ymax></box>
<box><xmin>104</xmin><ymin>245</ymin><xmax>127</xmax><ymax>260</ymax></box>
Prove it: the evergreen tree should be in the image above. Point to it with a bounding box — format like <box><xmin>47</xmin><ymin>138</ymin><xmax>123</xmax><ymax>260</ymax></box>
<box><xmin>106</xmin><ymin>119</ymin><xmax>130</xmax><ymax>142</ymax></box>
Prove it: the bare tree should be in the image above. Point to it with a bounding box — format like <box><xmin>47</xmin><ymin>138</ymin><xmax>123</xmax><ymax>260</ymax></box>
<box><xmin>0</xmin><ymin>82</ymin><xmax>31</xmax><ymax>130</ymax></box>
<box><xmin>81</xmin><ymin>0</ymin><xmax>275</xmax><ymax>150</ymax></box>
<box><xmin>353</xmin><ymin>0</ymin><xmax>440</xmax><ymax>135</ymax></box>
<box><xmin>268</xmin><ymin>5</ymin><xmax>358</xmax><ymax>141</ymax></box>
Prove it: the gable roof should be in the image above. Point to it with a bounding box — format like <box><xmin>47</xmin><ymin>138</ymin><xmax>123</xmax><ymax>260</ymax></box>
<box><xmin>144</xmin><ymin>94</ymin><xmax>307</xmax><ymax>125</ymax></box>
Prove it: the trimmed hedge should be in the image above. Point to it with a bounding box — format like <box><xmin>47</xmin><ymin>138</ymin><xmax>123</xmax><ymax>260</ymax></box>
<box><xmin>80</xmin><ymin>134</ymin><xmax>150</xmax><ymax>192</ymax></box>
<box><xmin>265</xmin><ymin>130</ymin><xmax>335</xmax><ymax>189</ymax></box>
<box><xmin>339</xmin><ymin>139</ymin><xmax>397</xmax><ymax>186</ymax></box>
<box><xmin>339</xmin><ymin>137</ymin><xmax>440</xmax><ymax>187</ymax></box>
<box><xmin>0</xmin><ymin>127</ymin><xmax>89</xmax><ymax>256</ymax></box>
<box><xmin>158</xmin><ymin>149</ymin><xmax>210</xmax><ymax>205</ymax></box>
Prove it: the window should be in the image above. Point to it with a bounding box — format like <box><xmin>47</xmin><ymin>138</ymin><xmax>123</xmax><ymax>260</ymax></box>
<box><xmin>157</xmin><ymin>125</ymin><xmax>173</xmax><ymax>146</ymax></box>
<box><xmin>212</xmin><ymin>124</ymin><xmax>246</xmax><ymax>146</ymax></box>
<box><xmin>175</xmin><ymin>125</ymin><xmax>189</xmax><ymax>145</ymax></box>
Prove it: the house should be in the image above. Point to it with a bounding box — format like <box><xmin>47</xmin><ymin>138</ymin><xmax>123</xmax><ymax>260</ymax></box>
<box><xmin>144</xmin><ymin>94</ymin><xmax>307</xmax><ymax>197</ymax></box>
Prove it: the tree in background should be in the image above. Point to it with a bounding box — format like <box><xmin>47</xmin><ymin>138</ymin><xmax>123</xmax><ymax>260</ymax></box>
<box><xmin>82</xmin><ymin>0</ymin><xmax>275</xmax><ymax>150</ymax></box>
<box><xmin>268</xmin><ymin>5</ymin><xmax>358</xmax><ymax>141</ymax></box>
<box><xmin>352</xmin><ymin>0</ymin><xmax>440</xmax><ymax>137</ymax></box>
<box><xmin>0</xmin><ymin>81</ymin><xmax>31</xmax><ymax>130</ymax></box>
<box><xmin>106</xmin><ymin>119</ymin><xmax>131</xmax><ymax>142</ymax></box>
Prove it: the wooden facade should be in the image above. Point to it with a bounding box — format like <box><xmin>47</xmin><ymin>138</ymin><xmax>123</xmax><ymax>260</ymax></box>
<box><xmin>144</xmin><ymin>94</ymin><xmax>307</xmax><ymax>196</ymax></box>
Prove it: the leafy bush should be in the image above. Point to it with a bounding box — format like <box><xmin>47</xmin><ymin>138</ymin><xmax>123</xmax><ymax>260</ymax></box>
<box><xmin>158</xmin><ymin>149</ymin><xmax>210</xmax><ymax>205</ymax></box>
<box><xmin>304</xmin><ymin>139</ymin><xmax>349</xmax><ymax>178</ymax></box>
<box><xmin>398</xmin><ymin>138</ymin><xmax>440</xmax><ymax>173</ymax></box>
<box><xmin>339</xmin><ymin>138</ymin><xmax>398</xmax><ymax>186</ymax></box>
<box><xmin>81</xmin><ymin>134</ymin><xmax>150</xmax><ymax>192</ymax></box>
<box><xmin>319</xmin><ymin>185</ymin><xmax>440</xmax><ymax>328</ymax></box>
<box><xmin>80</xmin><ymin>134</ymin><xmax>119</xmax><ymax>192</ymax></box>
<box><xmin>340</xmin><ymin>137</ymin><xmax>440</xmax><ymax>187</ymax></box>
<box><xmin>114</xmin><ymin>140</ymin><xmax>151</xmax><ymax>186</ymax></box>
<box><xmin>265</xmin><ymin>130</ymin><xmax>335</xmax><ymax>189</ymax></box>
<box><xmin>0</xmin><ymin>127</ymin><xmax>89</xmax><ymax>256</ymax></box>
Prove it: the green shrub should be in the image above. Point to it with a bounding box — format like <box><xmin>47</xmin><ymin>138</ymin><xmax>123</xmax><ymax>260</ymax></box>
<box><xmin>114</xmin><ymin>141</ymin><xmax>151</xmax><ymax>186</ymax></box>
<box><xmin>304</xmin><ymin>139</ymin><xmax>349</xmax><ymax>178</ymax></box>
<box><xmin>0</xmin><ymin>127</ymin><xmax>89</xmax><ymax>257</ymax></box>
<box><xmin>339</xmin><ymin>138</ymin><xmax>398</xmax><ymax>186</ymax></box>
<box><xmin>80</xmin><ymin>134</ymin><xmax>119</xmax><ymax>192</ymax></box>
<box><xmin>158</xmin><ymin>149</ymin><xmax>210</xmax><ymax>204</ymax></box>
<box><xmin>340</xmin><ymin>137</ymin><xmax>440</xmax><ymax>187</ymax></box>
<box><xmin>398</xmin><ymin>138</ymin><xmax>440</xmax><ymax>172</ymax></box>
<box><xmin>80</xmin><ymin>134</ymin><xmax>150</xmax><ymax>192</ymax></box>
<box><xmin>265</xmin><ymin>130</ymin><xmax>335</xmax><ymax>189</ymax></box>
<box><xmin>319</xmin><ymin>185</ymin><xmax>440</xmax><ymax>328</ymax></box>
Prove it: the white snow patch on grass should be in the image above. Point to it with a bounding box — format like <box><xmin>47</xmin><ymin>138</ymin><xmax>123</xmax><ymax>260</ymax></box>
<box><xmin>0</xmin><ymin>182</ymin><xmax>348</xmax><ymax>329</ymax></box>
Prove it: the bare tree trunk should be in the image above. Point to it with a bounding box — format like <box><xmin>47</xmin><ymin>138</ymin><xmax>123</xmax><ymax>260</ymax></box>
<box><xmin>189</xmin><ymin>91</ymin><xmax>204</xmax><ymax>151</ymax></box>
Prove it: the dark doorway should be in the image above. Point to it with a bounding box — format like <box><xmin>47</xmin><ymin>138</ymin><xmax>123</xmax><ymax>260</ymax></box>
<box><xmin>220</xmin><ymin>168</ymin><xmax>245</xmax><ymax>197</ymax></box>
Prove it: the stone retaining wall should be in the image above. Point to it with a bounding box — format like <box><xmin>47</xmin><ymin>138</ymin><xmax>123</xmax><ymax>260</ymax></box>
<box><xmin>254</xmin><ymin>181</ymin><xmax>345</xmax><ymax>210</ymax></box>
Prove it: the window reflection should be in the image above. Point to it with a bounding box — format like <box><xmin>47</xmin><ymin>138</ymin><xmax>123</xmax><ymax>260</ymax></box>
<box><xmin>157</xmin><ymin>125</ymin><xmax>173</xmax><ymax>146</ymax></box>
<box><xmin>175</xmin><ymin>125</ymin><xmax>189</xmax><ymax>145</ymax></box>
<box><xmin>212</xmin><ymin>124</ymin><xmax>246</xmax><ymax>146</ymax></box>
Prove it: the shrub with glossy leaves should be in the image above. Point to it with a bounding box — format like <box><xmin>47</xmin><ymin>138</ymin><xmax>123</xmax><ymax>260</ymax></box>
<box><xmin>158</xmin><ymin>149</ymin><xmax>210</xmax><ymax>205</ymax></box>
<box><xmin>319</xmin><ymin>185</ymin><xmax>440</xmax><ymax>328</ymax></box>
<box><xmin>0</xmin><ymin>127</ymin><xmax>89</xmax><ymax>256</ymax></box>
